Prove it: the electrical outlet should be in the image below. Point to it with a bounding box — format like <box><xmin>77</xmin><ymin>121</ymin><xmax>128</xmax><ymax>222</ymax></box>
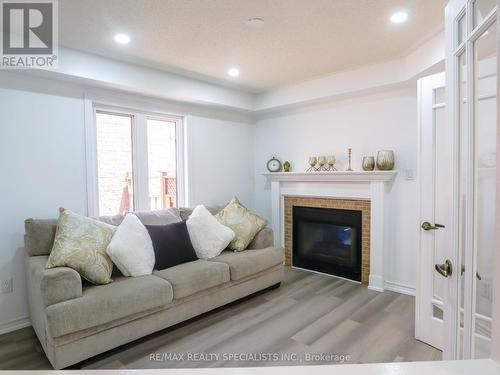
<box><xmin>0</xmin><ymin>277</ymin><xmax>13</xmax><ymax>294</ymax></box>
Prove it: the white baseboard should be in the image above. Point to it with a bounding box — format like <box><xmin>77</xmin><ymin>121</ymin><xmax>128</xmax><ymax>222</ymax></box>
<box><xmin>384</xmin><ymin>280</ymin><xmax>416</xmax><ymax>296</ymax></box>
<box><xmin>368</xmin><ymin>274</ymin><xmax>384</xmax><ymax>291</ymax></box>
<box><xmin>0</xmin><ymin>315</ymin><xmax>31</xmax><ymax>335</ymax></box>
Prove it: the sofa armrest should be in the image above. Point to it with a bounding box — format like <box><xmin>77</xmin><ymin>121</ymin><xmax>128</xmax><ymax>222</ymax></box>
<box><xmin>40</xmin><ymin>267</ymin><xmax>82</xmax><ymax>307</ymax></box>
<box><xmin>248</xmin><ymin>227</ymin><xmax>274</xmax><ymax>249</ymax></box>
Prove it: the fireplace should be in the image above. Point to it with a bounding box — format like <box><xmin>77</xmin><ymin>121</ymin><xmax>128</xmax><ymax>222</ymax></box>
<box><xmin>266</xmin><ymin>172</ymin><xmax>395</xmax><ymax>290</ymax></box>
<box><xmin>293</xmin><ymin>205</ymin><xmax>362</xmax><ymax>282</ymax></box>
<box><xmin>283</xmin><ymin>196</ymin><xmax>371</xmax><ymax>285</ymax></box>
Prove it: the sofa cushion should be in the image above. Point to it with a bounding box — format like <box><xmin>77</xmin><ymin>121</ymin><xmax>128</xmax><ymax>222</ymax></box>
<box><xmin>146</xmin><ymin>221</ymin><xmax>198</xmax><ymax>270</ymax></box>
<box><xmin>46</xmin><ymin>209</ymin><xmax>116</xmax><ymax>285</ymax></box>
<box><xmin>179</xmin><ymin>205</ymin><xmax>224</xmax><ymax>220</ymax></box>
<box><xmin>134</xmin><ymin>208</ymin><xmax>181</xmax><ymax>225</ymax></box>
<box><xmin>106</xmin><ymin>214</ymin><xmax>155</xmax><ymax>277</ymax></box>
<box><xmin>24</xmin><ymin>218</ymin><xmax>58</xmax><ymax>256</ymax></box>
<box><xmin>215</xmin><ymin>197</ymin><xmax>268</xmax><ymax>251</ymax></box>
<box><xmin>23</xmin><ymin>210</ymin><xmax>178</xmax><ymax>257</ymax></box>
<box><xmin>186</xmin><ymin>206</ymin><xmax>235</xmax><ymax>260</ymax></box>
<box><xmin>209</xmin><ymin>247</ymin><xmax>284</xmax><ymax>281</ymax></box>
<box><xmin>96</xmin><ymin>214</ymin><xmax>124</xmax><ymax>226</ymax></box>
<box><xmin>247</xmin><ymin>227</ymin><xmax>274</xmax><ymax>249</ymax></box>
<box><xmin>46</xmin><ymin>275</ymin><xmax>173</xmax><ymax>338</ymax></box>
<box><xmin>153</xmin><ymin>260</ymin><xmax>230</xmax><ymax>299</ymax></box>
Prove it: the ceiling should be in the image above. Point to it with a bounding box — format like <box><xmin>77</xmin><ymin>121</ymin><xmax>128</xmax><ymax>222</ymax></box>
<box><xmin>59</xmin><ymin>0</ymin><xmax>448</xmax><ymax>93</ymax></box>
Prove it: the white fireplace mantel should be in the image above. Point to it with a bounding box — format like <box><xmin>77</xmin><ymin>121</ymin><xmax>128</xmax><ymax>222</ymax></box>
<box><xmin>263</xmin><ymin>171</ymin><xmax>397</xmax><ymax>292</ymax></box>
<box><xmin>262</xmin><ymin>171</ymin><xmax>397</xmax><ymax>182</ymax></box>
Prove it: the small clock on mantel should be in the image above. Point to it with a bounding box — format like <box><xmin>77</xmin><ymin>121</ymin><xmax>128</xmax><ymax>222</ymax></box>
<box><xmin>266</xmin><ymin>156</ymin><xmax>282</xmax><ymax>172</ymax></box>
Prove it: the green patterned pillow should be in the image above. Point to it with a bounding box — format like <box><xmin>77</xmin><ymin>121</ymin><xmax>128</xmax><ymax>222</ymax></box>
<box><xmin>46</xmin><ymin>208</ymin><xmax>116</xmax><ymax>284</ymax></box>
<box><xmin>215</xmin><ymin>197</ymin><xmax>268</xmax><ymax>252</ymax></box>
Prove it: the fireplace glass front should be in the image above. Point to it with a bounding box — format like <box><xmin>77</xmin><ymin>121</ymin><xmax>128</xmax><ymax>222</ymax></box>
<box><xmin>293</xmin><ymin>206</ymin><xmax>362</xmax><ymax>282</ymax></box>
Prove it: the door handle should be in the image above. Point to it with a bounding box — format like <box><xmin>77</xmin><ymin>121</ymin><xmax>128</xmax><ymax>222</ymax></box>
<box><xmin>435</xmin><ymin>260</ymin><xmax>452</xmax><ymax>278</ymax></box>
<box><xmin>422</xmin><ymin>221</ymin><xmax>446</xmax><ymax>231</ymax></box>
<box><xmin>460</xmin><ymin>265</ymin><xmax>482</xmax><ymax>280</ymax></box>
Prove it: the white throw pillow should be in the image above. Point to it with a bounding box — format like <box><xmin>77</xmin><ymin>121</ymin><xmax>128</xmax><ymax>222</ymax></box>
<box><xmin>106</xmin><ymin>213</ymin><xmax>155</xmax><ymax>277</ymax></box>
<box><xmin>186</xmin><ymin>205</ymin><xmax>235</xmax><ymax>259</ymax></box>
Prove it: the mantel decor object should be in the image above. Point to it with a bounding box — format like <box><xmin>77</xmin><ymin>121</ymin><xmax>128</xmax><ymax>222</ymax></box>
<box><xmin>283</xmin><ymin>161</ymin><xmax>291</xmax><ymax>172</ymax></box>
<box><xmin>362</xmin><ymin>156</ymin><xmax>375</xmax><ymax>171</ymax></box>
<box><xmin>327</xmin><ymin>155</ymin><xmax>337</xmax><ymax>171</ymax></box>
<box><xmin>376</xmin><ymin>150</ymin><xmax>395</xmax><ymax>170</ymax></box>
<box><xmin>307</xmin><ymin>155</ymin><xmax>337</xmax><ymax>171</ymax></box>
<box><xmin>266</xmin><ymin>156</ymin><xmax>282</xmax><ymax>172</ymax></box>
<box><xmin>307</xmin><ymin>156</ymin><xmax>318</xmax><ymax>171</ymax></box>
<box><xmin>346</xmin><ymin>148</ymin><xmax>353</xmax><ymax>171</ymax></box>
<box><xmin>318</xmin><ymin>155</ymin><xmax>326</xmax><ymax>169</ymax></box>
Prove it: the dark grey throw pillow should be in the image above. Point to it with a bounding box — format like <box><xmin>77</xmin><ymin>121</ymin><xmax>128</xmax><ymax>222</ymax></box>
<box><xmin>145</xmin><ymin>221</ymin><xmax>198</xmax><ymax>270</ymax></box>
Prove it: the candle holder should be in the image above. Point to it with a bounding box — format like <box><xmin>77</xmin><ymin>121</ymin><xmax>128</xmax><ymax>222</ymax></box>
<box><xmin>326</xmin><ymin>155</ymin><xmax>337</xmax><ymax>171</ymax></box>
<box><xmin>307</xmin><ymin>156</ymin><xmax>318</xmax><ymax>171</ymax></box>
<box><xmin>347</xmin><ymin>148</ymin><xmax>353</xmax><ymax>171</ymax></box>
<box><xmin>317</xmin><ymin>155</ymin><xmax>326</xmax><ymax>170</ymax></box>
<box><xmin>307</xmin><ymin>155</ymin><xmax>337</xmax><ymax>171</ymax></box>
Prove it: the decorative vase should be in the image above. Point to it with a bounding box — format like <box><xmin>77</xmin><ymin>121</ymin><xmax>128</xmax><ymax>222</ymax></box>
<box><xmin>362</xmin><ymin>156</ymin><xmax>375</xmax><ymax>171</ymax></box>
<box><xmin>376</xmin><ymin>150</ymin><xmax>395</xmax><ymax>170</ymax></box>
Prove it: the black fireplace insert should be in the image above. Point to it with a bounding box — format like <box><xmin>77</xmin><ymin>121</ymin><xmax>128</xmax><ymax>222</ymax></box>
<box><xmin>292</xmin><ymin>206</ymin><xmax>362</xmax><ymax>282</ymax></box>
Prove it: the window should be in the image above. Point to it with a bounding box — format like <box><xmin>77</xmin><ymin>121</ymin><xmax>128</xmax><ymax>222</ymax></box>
<box><xmin>87</xmin><ymin>105</ymin><xmax>184</xmax><ymax>217</ymax></box>
<box><xmin>95</xmin><ymin>112</ymin><xmax>134</xmax><ymax>216</ymax></box>
<box><xmin>147</xmin><ymin>118</ymin><xmax>178</xmax><ymax>209</ymax></box>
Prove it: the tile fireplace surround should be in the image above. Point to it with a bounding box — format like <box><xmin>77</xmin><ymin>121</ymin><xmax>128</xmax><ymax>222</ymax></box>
<box><xmin>263</xmin><ymin>171</ymin><xmax>397</xmax><ymax>291</ymax></box>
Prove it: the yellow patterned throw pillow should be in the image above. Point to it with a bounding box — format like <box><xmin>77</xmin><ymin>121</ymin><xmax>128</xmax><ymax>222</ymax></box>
<box><xmin>46</xmin><ymin>208</ymin><xmax>117</xmax><ymax>284</ymax></box>
<box><xmin>215</xmin><ymin>197</ymin><xmax>268</xmax><ymax>252</ymax></box>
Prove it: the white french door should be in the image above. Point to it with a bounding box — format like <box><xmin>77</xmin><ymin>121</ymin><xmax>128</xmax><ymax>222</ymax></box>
<box><xmin>445</xmin><ymin>0</ymin><xmax>497</xmax><ymax>360</ymax></box>
<box><xmin>416</xmin><ymin>72</ymin><xmax>450</xmax><ymax>353</ymax></box>
<box><xmin>417</xmin><ymin>0</ymin><xmax>497</xmax><ymax>359</ymax></box>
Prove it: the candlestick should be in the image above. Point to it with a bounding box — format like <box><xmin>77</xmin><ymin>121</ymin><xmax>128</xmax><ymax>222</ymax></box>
<box><xmin>347</xmin><ymin>148</ymin><xmax>353</xmax><ymax>171</ymax></box>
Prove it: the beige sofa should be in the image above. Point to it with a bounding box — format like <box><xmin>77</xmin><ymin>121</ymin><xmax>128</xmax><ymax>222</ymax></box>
<box><xmin>24</xmin><ymin>206</ymin><xmax>284</xmax><ymax>369</ymax></box>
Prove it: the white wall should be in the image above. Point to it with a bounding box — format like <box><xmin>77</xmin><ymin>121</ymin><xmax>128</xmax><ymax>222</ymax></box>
<box><xmin>0</xmin><ymin>79</ymin><xmax>255</xmax><ymax>332</ymax></box>
<box><xmin>253</xmin><ymin>88</ymin><xmax>419</xmax><ymax>290</ymax></box>
<box><xmin>186</xmin><ymin>116</ymin><xmax>255</xmax><ymax>208</ymax></box>
<box><xmin>0</xmin><ymin>88</ymin><xmax>88</xmax><ymax>332</ymax></box>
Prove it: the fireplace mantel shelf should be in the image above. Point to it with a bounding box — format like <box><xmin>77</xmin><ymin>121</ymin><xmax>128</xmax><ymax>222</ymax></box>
<box><xmin>262</xmin><ymin>171</ymin><xmax>397</xmax><ymax>183</ymax></box>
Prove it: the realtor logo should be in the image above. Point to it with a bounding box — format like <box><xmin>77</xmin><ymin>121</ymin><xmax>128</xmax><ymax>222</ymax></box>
<box><xmin>1</xmin><ymin>0</ymin><xmax>58</xmax><ymax>69</ymax></box>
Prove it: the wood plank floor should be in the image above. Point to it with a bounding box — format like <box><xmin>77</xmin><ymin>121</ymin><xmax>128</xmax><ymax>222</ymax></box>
<box><xmin>0</xmin><ymin>267</ymin><xmax>441</xmax><ymax>370</ymax></box>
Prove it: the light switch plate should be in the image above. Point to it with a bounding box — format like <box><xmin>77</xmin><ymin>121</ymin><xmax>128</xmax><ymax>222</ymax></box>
<box><xmin>405</xmin><ymin>169</ymin><xmax>415</xmax><ymax>180</ymax></box>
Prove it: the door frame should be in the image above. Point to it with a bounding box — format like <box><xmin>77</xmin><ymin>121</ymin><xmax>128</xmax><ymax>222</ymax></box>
<box><xmin>492</xmin><ymin>0</ymin><xmax>500</xmax><ymax>361</ymax></box>
<box><xmin>444</xmin><ymin>0</ymin><xmax>466</xmax><ymax>360</ymax></box>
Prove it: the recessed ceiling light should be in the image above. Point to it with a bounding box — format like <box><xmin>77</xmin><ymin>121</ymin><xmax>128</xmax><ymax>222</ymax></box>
<box><xmin>390</xmin><ymin>11</ymin><xmax>408</xmax><ymax>24</ymax></box>
<box><xmin>227</xmin><ymin>68</ymin><xmax>240</xmax><ymax>77</ymax></box>
<box><xmin>114</xmin><ymin>33</ymin><xmax>131</xmax><ymax>45</ymax></box>
<box><xmin>246</xmin><ymin>17</ymin><xmax>265</xmax><ymax>28</ymax></box>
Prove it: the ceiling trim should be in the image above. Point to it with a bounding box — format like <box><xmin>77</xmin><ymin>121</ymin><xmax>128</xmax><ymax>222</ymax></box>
<box><xmin>4</xmin><ymin>32</ymin><xmax>444</xmax><ymax>118</ymax></box>
<box><xmin>45</xmin><ymin>47</ymin><xmax>256</xmax><ymax>112</ymax></box>
<box><xmin>255</xmin><ymin>32</ymin><xmax>445</xmax><ymax>114</ymax></box>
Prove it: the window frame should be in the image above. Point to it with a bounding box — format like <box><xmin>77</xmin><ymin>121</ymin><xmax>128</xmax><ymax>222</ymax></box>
<box><xmin>84</xmin><ymin>100</ymin><xmax>185</xmax><ymax>217</ymax></box>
